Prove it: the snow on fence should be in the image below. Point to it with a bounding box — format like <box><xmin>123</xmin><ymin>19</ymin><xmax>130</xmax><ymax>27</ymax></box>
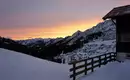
<box><xmin>68</xmin><ymin>52</ymin><xmax>116</xmax><ymax>80</ymax></box>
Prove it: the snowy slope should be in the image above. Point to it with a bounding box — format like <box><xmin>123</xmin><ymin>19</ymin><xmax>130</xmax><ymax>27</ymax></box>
<box><xmin>66</xmin><ymin>20</ymin><xmax>116</xmax><ymax>45</ymax></box>
<box><xmin>55</xmin><ymin>20</ymin><xmax>116</xmax><ymax>63</ymax></box>
<box><xmin>81</xmin><ymin>60</ymin><xmax>130</xmax><ymax>80</ymax></box>
<box><xmin>83</xmin><ymin>20</ymin><xmax>116</xmax><ymax>40</ymax></box>
<box><xmin>0</xmin><ymin>48</ymin><xmax>70</xmax><ymax>80</ymax></box>
<box><xmin>55</xmin><ymin>40</ymin><xmax>116</xmax><ymax>63</ymax></box>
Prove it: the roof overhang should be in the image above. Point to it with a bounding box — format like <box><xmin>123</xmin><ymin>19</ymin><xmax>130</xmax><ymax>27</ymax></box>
<box><xmin>103</xmin><ymin>5</ymin><xmax>130</xmax><ymax>20</ymax></box>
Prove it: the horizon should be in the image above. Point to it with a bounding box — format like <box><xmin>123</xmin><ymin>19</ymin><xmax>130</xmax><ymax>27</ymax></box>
<box><xmin>0</xmin><ymin>0</ymin><xmax>129</xmax><ymax>40</ymax></box>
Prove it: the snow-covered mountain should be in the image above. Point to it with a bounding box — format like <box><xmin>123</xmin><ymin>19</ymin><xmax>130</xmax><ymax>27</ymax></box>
<box><xmin>17</xmin><ymin>20</ymin><xmax>115</xmax><ymax>47</ymax></box>
<box><xmin>83</xmin><ymin>20</ymin><xmax>116</xmax><ymax>40</ymax></box>
<box><xmin>56</xmin><ymin>20</ymin><xmax>116</xmax><ymax>46</ymax></box>
<box><xmin>17</xmin><ymin>38</ymin><xmax>63</xmax><ymax>46</ymax></box>
<box><xmin>15</xmin><ymin>20</ymin><xmax>116</xmax><ymax>63</ymax></box>
<box><xmin>55</xmin><ymin>20</ymin><xmax>116</xmax><ymax>63</ymax></box>
<box><xmin>17</xmin><ymin>38</ymin><xmax>51</xmax><ymax>45</ymax></box>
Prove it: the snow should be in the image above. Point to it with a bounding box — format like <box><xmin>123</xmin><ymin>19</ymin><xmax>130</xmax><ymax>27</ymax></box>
<box><xmin>55</xmin><ymin>20</ymin><xmax>116</xmax><ymax>63</ymax></box>
<box><xmin>17</xmin><ymin>38</ymin><xmax>63</xmax><ymax>46</ymax></box>
<box><xmin>81</xmin><ymin>60</ymin><xmax>130</xmax><ymax>80</ymax></box>
<box><xmin>0</xmin><ymin>48</ymin><xmax>70</xmax><ymax>80</ymax></box>
<box><xmin>83</xmin><ymin>20</ymin><xmax>116</xmax><ymax>40</ymax></box>
<box><xmin>1</xmin><ymin>48</ymin><xmax>130</xmax><ymax>80</ymax></box>
<box><xmin>55</xmin><ymin>40</ymin><xmax>116</xmax><ymax>63</ymax></box>
<box><xmin>17</xmin><ymin>38</ymin><xmax>51</xmax><ymax>45</ymax></box>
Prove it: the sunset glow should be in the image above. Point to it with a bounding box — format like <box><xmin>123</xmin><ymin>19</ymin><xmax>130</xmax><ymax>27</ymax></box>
<box><xmin>1</xmin><ymin>18</ymin><xmax>102</xmax><ymax>40</ymax></box>
<box><xmin>0</xmin><ymin>0</ymin><xmax>129</xmax><ymax>40</ymax></box>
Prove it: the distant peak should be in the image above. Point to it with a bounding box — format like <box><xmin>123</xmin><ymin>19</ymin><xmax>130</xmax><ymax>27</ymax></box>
<box><xmin>72</xmin><ymin>30</ymin><xmax>82</xmax><ymax>36</ymax></box>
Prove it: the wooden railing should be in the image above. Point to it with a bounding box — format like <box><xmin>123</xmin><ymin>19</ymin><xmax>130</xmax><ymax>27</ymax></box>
<box><xmin>68</xmin><ymin>52</ymin><xmax>116</xmax><ymax>80</ymax></box>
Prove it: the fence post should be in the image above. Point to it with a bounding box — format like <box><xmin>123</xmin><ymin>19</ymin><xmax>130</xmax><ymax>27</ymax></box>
<box><xmin>85</xmin><ymin>60</ymin><xmax>87</xmax><ymax>75</ymax></box>
<box><xmin>110</xmin><ymin>53</ymin><xmax>112</xmax><ymax>62</ymax></box>
<box><xmin>114</xmin><ymin>53</ymin><xmax>116</xmax><ymax>61</ymax></box>
<box><xmin>104</xmin><ymin>54</ymin><xmax>107</xmax><ymax>65</ymax></box>
<box><xmin>91</xmin><ymin>58</ymin><xmax>94</xmax><ymax>72</ymax></box>
<box><xmin>73</xmin><ymin>63</ymin><xmax>76</xmax><ymax>80</ymax></box>
<box><xmin>69</xmin><ymin>52</ymin><xmax>116</xmax><ymax>80</ymax></box>
<box><xmin>99</xmin><ymin>56</ymin><xmax>101</xmax><ymax>67</ymax></box>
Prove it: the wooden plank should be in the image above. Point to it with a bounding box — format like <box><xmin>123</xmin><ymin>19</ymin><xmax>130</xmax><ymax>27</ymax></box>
<box><xmin>87</xmin><ymin>67</ymin><xmax>92</xmax><ymax>71</ymax></box>
<box><xmin>108</xmin><ymin>59</ymin><xmax>113</xmax><ymax>62</ymax></box>
<box><xmin>68</xmin><ymin>59</ymin><xmax>85</xmax><ymax>65</ymax></box>
<box><xmin>93</xmin><ymin>64</ymin><xmax>100</xmax><ymax>68</ymax></box>
<box><xmin>70</xmin><ymin>61</ymin><xmax>92</xmax><ymax>72</ymax></box>
<box><xmin>70</xmin><ymin>64</ymin><xmax>85</xmax><ymax>72</ymax></box>
<box><xmin>101</xmin><ymin>57</ymin><xmax>106</xmax><ymax>61</ymax></box>
<box><xmin>70</xmin><ymin>69</ymin><xmax>85</xmax><ymax>78</ymax></box>
<box><xmin>93</xmin><ymin>60</ymin><xmax>99</xmax><ymax>64</ymax></box>
<box><xmin>69</xmin><ymin>58</ymin><xmax>93</xmax><ymax>65</ymax></box>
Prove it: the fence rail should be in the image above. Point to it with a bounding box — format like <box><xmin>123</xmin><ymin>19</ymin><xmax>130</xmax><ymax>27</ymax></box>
<box><xmin>68</xmin><ymin>52</ymin><xmax>116</xmax><ymax>80</ymax></box>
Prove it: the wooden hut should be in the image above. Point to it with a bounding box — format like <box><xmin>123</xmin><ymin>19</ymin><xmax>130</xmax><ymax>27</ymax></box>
<box><xmin>103</xmin><ymin>5</ymin><xmax>130</xmax><ymax>57</ymax></box>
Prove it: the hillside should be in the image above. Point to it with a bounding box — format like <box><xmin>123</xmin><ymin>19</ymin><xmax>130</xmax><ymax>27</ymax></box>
<box><xmin>55</xmin><ymin>40</ymin><xmax>116</xmax><ymax>63</ymax></box>
<box><xmin>0</xmin><ymin>48</ymin><xmax>70</xmax><ymax>80</ymax></box>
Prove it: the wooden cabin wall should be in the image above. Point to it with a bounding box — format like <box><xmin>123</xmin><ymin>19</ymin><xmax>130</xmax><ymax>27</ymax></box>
<box><xmin>116</xmin><ymin>15</ymin><xmax>130</xmax><ymax>52</ymax></box>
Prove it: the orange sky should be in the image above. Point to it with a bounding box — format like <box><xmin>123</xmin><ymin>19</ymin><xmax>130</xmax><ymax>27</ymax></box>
<box><xmin>1</xmin><ymin>18</ymin><xmax>102</xmax><ymax>40</ymax></box>
<box><xmin>0</xmin><ymin>0</ymin><xmax>129</xmax><ymax>40</ymax></box>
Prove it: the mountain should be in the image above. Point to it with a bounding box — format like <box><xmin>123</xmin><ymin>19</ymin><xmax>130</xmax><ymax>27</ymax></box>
<box><xmin>16</xmin><ymin>20</ymin><xmax>116</xmax><ymax>60</ymax></box>
<box><xmin>17</xmin><ymin>38</ymin><xmax>64</xmax><ymax>46</ymax></box>
<box><xmin>17</xmin><ymin>38</ymin><xmax>51</xmax><ymax>45</ymax></box>
<box><xmin>54</xmin><ymin>20</ymin><xmax>116</xmax><ymax>63</ymax></box>
<box><xmin>0</xmin><ymin>37</ymin><xmax>40</xmax><ymax>57</ymax></box>
<box><xmin>1</xmin><ymin>20</ymin><xmax>115</xmax><ymax>63</ymax></box>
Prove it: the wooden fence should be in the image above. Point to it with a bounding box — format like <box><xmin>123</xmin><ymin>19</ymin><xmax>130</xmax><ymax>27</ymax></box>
<box><xmin>68</xmin><ymin>52</ymin><xmax>116</xmax><ymax>80</ymax></box>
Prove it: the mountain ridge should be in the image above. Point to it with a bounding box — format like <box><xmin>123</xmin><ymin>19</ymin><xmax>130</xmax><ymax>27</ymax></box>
<box><xmin>0</xmin><ymin>20</ymin><xmax>116</xmax><ymax>63</ymax></box>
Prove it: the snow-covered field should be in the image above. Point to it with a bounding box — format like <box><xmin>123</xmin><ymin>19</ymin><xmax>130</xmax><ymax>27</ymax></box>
<box><xmin>81</xmin><ymin>60</ymin><xmax>130</xmax><ymax>80</ymax></box>
<box><xmin>1</xmin><ymin>48</ymin><xmax>129</xmax><ymax>80</ymax></box>
<box><xmin>0</xmin><ymin>48</ymin><xmax>70</xmax><ymax>80</ymax></box>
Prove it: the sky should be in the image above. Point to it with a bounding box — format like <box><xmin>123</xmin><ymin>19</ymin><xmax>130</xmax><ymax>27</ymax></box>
<box><xmin>0</xmin><ymin>0</ymin><xmax>130</xmax><ymax>40</ymax></box>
